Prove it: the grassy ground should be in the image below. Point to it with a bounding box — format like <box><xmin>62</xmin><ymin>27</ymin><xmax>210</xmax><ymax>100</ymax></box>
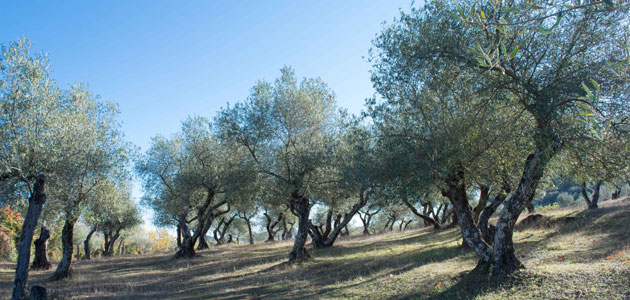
<box><xmin>1</xmin><ymin>198</ymin><xmax>630</xmax><ymax>300</ymax></box>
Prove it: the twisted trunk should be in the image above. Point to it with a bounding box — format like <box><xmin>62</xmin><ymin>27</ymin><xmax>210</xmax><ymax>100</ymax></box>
<box><xmin>31</xmin><ymin>226</ymin><xmax>51</xmax><ymax>270</ymax></box>
<box><xmin>492</xmin><ymin>140</ymin><xmax>559</xmax><ymax>275</ymax></box>
<box><xmin>201</xmin><ymin>204</ymin><xmax>230</xmax><ymax>249</ymax></box>
<box><xmin>217</xmin><ymin>214</ymin><xmax>236</xmax><ymax>244</ymax></box>
<box><xmin>444</xmin><ymin>170</ymin><xmax>493</xmax><ymax>268</ymax></box>
<box><xmin>308</xmin><ymin>190</ymin><xmax>367</xmax><ymax>249</ymax></box>
<box><xmin>582</xmin><ymin>181</ymin><xmax>604</xmax><ymax>210</ymax></box>
<box><xmin>105</xmin><ymin>228</ymin><xmax>121</xmax><ymax>256</ymax></box>
<box><xmin>264</xmin><ymin>211</ymin><xmax>283</xmax><ymax>242</ymax></box>
<box><xmin>174</xmin><ymin>214</ymin><xmax>195</xmax><ymax>258</ymax></box>
<box><xmin>288</xmin><ymin>192</ymin><xmax>311</xmax><ymax>262</ymax></box>
<box><xmin>51</xmin><ymin>217</ymin><xmax>77</xmax><ymax>280</ymax></box>
<box><xmin>358</xmin><ymin>205</ymin><xmax>380</xmax><ymax>235</ymax></box>
<box><xmin>401</xmin><ymin>198</ymin><xmax>441</xmax><ymax>230</ymax></box>
<box><xmin>403</xmin><ymin>219</ymin><xmax>413</xmax><ymax>230</ymax></box>
<box><xmin>12</xmin><ymin>175</ymin><xmax>47</xmax><ymax>300</ymax></box>
<box><xmin>83</xmin><ymin>225</ymin><xmax>97</xmax><ymax>260</ymax></box>
<box><xmin>238</xmin><ymin>211</ymin><xmax>257</xmax><ymax>245</ymax></box>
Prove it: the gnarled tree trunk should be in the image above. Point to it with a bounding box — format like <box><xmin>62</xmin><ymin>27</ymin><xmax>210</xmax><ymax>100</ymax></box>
<box><xmin>358</xmin><ymin>205</ymin><xmax>380</xmax><ymax>235</ymax></box>
<box><xmin>492</xmin><ymin>142</ymin><xmax>559</xmax><ymax>275</ymax></box>
<box><xmin>288</xmin><ymin>192</ymin><xmax>311</xmax><ymax>262</ymax></box>
<box><xmin>51</xmin><ymin>217</ymin><xmax>77</xmax><ymax>280</ymax></box>
<box><xmin>264</xmin><ymin>210</ymin><xmax>283</xmax><ymax>242</ymax></box>
<box><xmin>83</xmin><ymin>225</ymin><xmax>97</xmax><ymax>260</ymax></box>
<box><xmin>401</xmin><ymin>198</ymin><xmax>441</xmax><ymax>230</ymax></box>
<box><xmin>174</xmin><ymin>214</ymin><xmax>195</xmax><ymax>258</ymax></box>
<box><xmin>308</xmin><ymin>190</ymin><xmax>367</xmax><ymax>249</ymax></box>
<box><xmin>31</xmin><ymin>225</ymin><xmax>51</xmax><ymax>270</ymax></box>
<box><xmin>12</xmin><ymin>175</ymin><xmax>47</xmax><ymax>300</ymax></box>
<box><xmin>582</xmin><ymin>181</ymin><xmax>604</xmax><ymax>210</ymax></box>
<box><xmin>443</xmin><ymin>170</ymin><xmax>493</xmax><ymax>270</ymax></box>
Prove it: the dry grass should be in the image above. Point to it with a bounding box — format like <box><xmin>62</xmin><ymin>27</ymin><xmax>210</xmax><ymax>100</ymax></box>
<box><xmin>1</xmin><ymin>198</ymin><xmax>629</xmax><ymax>299</ymax></box>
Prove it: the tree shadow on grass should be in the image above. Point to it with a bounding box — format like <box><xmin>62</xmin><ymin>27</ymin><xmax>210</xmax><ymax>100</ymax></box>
<box><xmin>419</xmin><ymin>267</ymin><xmax>533</xmax><ymax>300</ymax></box>
<box><xmin>531</xmin><ymin>203</ymin><xmax>630</xmax><ymax>260</ymax></box>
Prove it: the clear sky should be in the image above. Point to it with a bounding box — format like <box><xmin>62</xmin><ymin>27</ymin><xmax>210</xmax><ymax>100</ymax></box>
<box><xmin>1</xmin><ymin>0</ymin><xmax>415</xmax><ymax>229</ymax></box>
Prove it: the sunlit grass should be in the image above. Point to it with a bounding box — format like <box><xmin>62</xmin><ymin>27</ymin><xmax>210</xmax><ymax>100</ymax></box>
<box><xmin>1</xmin><ymin>198</ymin><xmax>629</xmax><ymax>299</ymax></box>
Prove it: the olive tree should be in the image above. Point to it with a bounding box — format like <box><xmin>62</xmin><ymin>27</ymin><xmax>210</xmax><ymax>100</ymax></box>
<box><xmin>49</xmin><ymin>84</ymin><xmax>129</xmax><ymax>280</ymax></box>
<box><xmin>1</xmin><ymin>40</ymin><xmax>129</xmax><ymax>298</ymax></box>
<box><xmin>137</xmin><ymin>116</ymin><xmax>254</xmax><ymax>258</ymax></box>
<box><xmin>370</xmin><ymin>0</ymin><xmax>630</xmax><ymax>275</ymax></box>
<box><xmin>217</xmin><ymin>67</ymin><xmax>339</xmax><ymax>262</ymax></box>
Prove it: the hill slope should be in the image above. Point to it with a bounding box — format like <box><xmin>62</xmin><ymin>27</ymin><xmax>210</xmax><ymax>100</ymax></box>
<box><xmin>2</xmin><ymin>198</ymin><xmax>630</xmax><ymax>299</ymax></box>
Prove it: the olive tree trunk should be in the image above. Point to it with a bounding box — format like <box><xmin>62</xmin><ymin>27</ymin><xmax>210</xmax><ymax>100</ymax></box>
<box><xmin>582</xmin><ymin>181</ymin><xmax>604</xmax><ymax>210</ymax></box>
<box><xmin>492</xmin><ymin>144</ymin><xmax>558</xmax><ymax>275</ymax></box>
<box><xmin>12</xmin><ymin>175</ymin><xmax>47</xmax><ymax>300</ymax></box>
<box><xmin>175</xmin><ymin>214</ymin><xmax>195</xmax><ymax>258</ymax></box>
<box><xmin>288</xmin><ymin>192</ymin><xmax>311</xmax><ymax>262</ymax></box>
<box><xmin>31</xmin><ymin>225</ymin><xmax>51</xmax><ymax>270</ymax></box>
<box><xmin>51</xmin><ymin>217</ymin><xmax>77</xmax><ymax>280</ymax></box>
<box><xmin>83</xmin><ymin>225</ymin><xmax>97</xmax><ymax>260</ymax></box>
<box><xmin>308</xmin><ymin>190</ymin><xmax>367</xmax><ymax>249</ymax></box>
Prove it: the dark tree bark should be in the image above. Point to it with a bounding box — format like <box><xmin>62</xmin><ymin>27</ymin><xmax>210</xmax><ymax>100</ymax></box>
<box><xmin>401</xmin><ymin>198</ymin><xmax>441</xmax><ymax>230</ymax></box>
<box><xmin>582</xmin><ymin>181</ymin><xmax>604</xmax><ymax>210</ymax></box>
<box><xmin>611</xmin><ymin>184</ymin><xmax>622</xmax><ymax>199</ymax></box>
<box><xmin>174</xmin><ymin>197</ymin><xmax>227</xmax><ymax>258</ymax></box>
<box><xmin>31</xmin><ymin>226</ymin><xmax>51</xmax><ymax>270</ymax></box>
<box><xmin>51</xmin><ymin>217</ymin><xmax>77</xmax><ymax>281</ymax></box>
<box><xmin>175</xmin><ymin>214</ymin><xmax>195</xmax><ymax>258</ymax></box>
<box><xmin>198</xmin><ymin>234</ymin><xmax>210</xmax><ymax>250</ymax></box>
<box><xmin>358</xmin><ymin>205</ymin><xmax>380</xmax><ymax>235</ymax></box>
<box><xmin>443</xmin><ymin>170</ymin><xmax>493</xmax><ymax>268</ymax></box>
<box><xmin>237</xmin><ymin>210</ymin><xmax>257</xmax><ymax>245</ymax></box>
<box><xmin>12</xmin><ymin>175</ymin><xmax>47</xmax><ymax>300</ymax></box>
<box><xmin>403</xmin><ymin>219</ymin><xmax>413</xmax><ymax>230</ymax></box>
<box><xmin>388</xmin><ymin>215</ymin><xmax>396</xmax><ymax>231</ymax></box>
<box><xmin>383</xmin><ymin>219</ymin><xmax>391</xmax><ymax>232</ymax></box>
<box><xmin>264</xmin><ymin>210</ymin><xmax>284</xmax><ymax>242</ymax></box>
<box><xmin>103</xmin><ymin>228</ymin><xmax>121</xmax><ymax>257</ymax></box>
<box><xmin>307</xmin><ymin>190</ymin><xmax>367</xmax><ymax>249</ymax></box>
<box><xmin>176</xmin><ymin>225</ymin><xmax>182</xmax><ymax>248</ymax></box>
<box><xmin>30</xmin><ymin>286</ymin><xmax>47</xmax><ymax>300</ymax></box>
<box><xmin>213</xmin><ymin>219</ymin><xmax>223</xmax><ymax>244</ymax></box>
<box><xmin>288</xmin><ymin>192</ymin><xmax>311</xmax><ymax>262</ymax></box>
<box><xmin>199</xmin><ymin>204</ymin><xmax>230</xmax><ymax>249</ymax></box>
<box><xmin>217</xmin><ymin>214</ymin><xmax>236</xmax><ymax>244</ymax></box>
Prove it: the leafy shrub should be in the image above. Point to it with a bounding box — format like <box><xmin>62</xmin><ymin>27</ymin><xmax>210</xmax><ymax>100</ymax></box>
<box><xmin>0</xmin><ymin>205</ymin><xmax>24</xmax><ymax>259</ymax></box>
<box><xmin>539</xmin><ymin>202</ymin><xmax>558</xmax><ymax>212</ymax></box>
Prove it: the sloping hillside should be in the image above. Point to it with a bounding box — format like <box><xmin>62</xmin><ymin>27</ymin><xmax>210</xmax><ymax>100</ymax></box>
<box><xmin>2</xmin><ymin>198</ymin><xmax>629</xmax><ymax>300</ymax></box>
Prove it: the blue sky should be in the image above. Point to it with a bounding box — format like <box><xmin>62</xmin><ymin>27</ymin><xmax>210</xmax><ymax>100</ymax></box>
<box><xmin>1</xmin><ymin>0</ymin><xmax>415</xmax><ymax>228</ymax></box>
